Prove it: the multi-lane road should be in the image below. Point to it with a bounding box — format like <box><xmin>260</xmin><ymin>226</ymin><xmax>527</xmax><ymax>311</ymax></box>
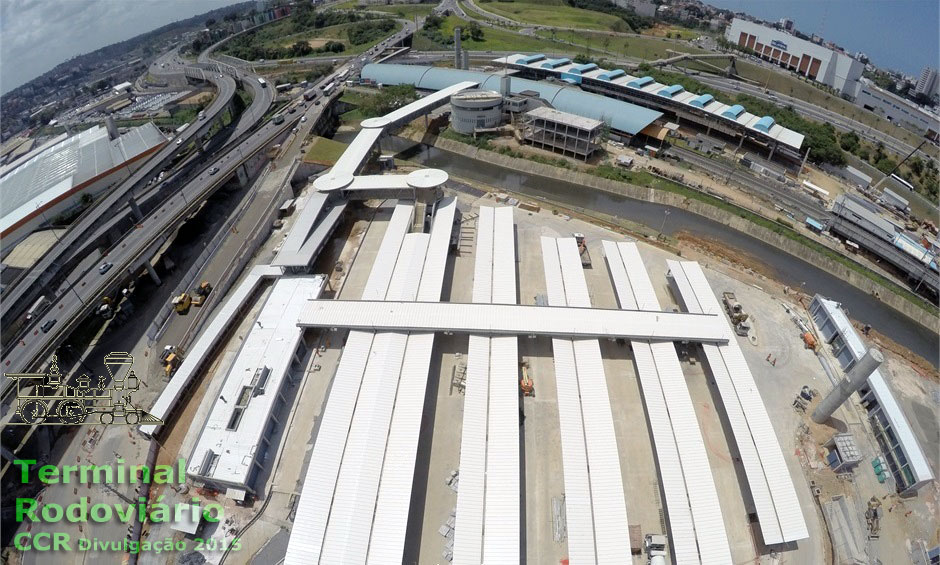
<box><xmin>1</xmin><ymin>23</ymin><xmax>398</xmax><ymax>384</ymax></box>
<box><xmin>0</xmin><ymin>72</ymin><xmax>237</xmax><ymax>326</ymax></box>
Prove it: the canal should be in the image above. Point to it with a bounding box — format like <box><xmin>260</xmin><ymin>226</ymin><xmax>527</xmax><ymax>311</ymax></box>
<box><xmin>338</xmin><ymin>132</ymin><xmax>939</xmax><ymax>366</ymax></box>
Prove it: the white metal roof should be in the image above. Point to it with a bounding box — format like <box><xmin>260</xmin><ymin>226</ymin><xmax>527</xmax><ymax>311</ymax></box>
<box><xmin>553</xmin><ymin>238</ymin><xmax>631</xmax><ymax>563</ymax></box>
<box><xmin>605</xmin><ymin>241</ymin><xmax>732</xmax><ymax>563</ymax></box>
<box><xmin>0</xmin><ymin>123</ymin><xmax>166</xmax><ymax>235</ymax></box>
<box><xmin>367</xmin><ymin>199</ymin><xmax>457</xmax><ymax>563</ymax></box>
<box><xmin>525</xmin><ymin>106</ymin><xmax>604</xmax><ymax>131</ymax></box>
<box><xmin>330</xmin><ymin>127</ymin><xmax>384</xmax><ymax>176</ymax></box>
<box><xmin>668</xmin><ymin>260</ymin><xmax>808</xmax><ymax>544</ymax></box>
<box><xmin>454</xmin><ymin>209</ymin><xmax>494</xmax><ymax>563</ymax></box>
<box><xmin>814</xmin><ymin>297</ymin><xmax>933</xmax><ymax>484</ymax></box>
<box><xmin>297</xmin><ymin>300</ymin><xmax>728</xmax><ymax>342</ymax></box>
<box><xmin>272</xmin><ymin>192</ymin><xmax>329</xmax><ymax>267</ymax></box>
<box><xmin>141</xmin><ymin>264</ymin><xmax>284</xmax><ymax>436</ymax></box>
<box><xmin>320</xmin><ymin>234</ymin><xmax>429</xmax><ymax>564</ymax></box>
<box><xmin>482</xmin><ymin>207</ymin><xmax>519</xmax><ymax>564</ymax></box>
<box><xmin>455</xmin><ymin>205</ymin><xmax>520</xmax><ymax>564</ymax></box>
<box><xmin>540</xmin><ymin>237</ymin><xmax>597</xmax><ymax>564</ymax></box>
<box><xmin>285</xmin><ymin>203</ymin><xmax>413</xmax><ymax>565</ymax></box>
<box><xmin>188</xmin><ymin>275</ymin><xmax>325</xmax><ymax>487</ymax></box>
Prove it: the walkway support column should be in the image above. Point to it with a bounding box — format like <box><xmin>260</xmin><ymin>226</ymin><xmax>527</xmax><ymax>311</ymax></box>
<box><xmin>812</xmin><ymin>348</ymin><xmax>884</xmax><ymax>424</ymax></box>
<box><xmin>144</xmin><ymin>262</ymin><xmax>162</xmax><ymax>286</ymax></box>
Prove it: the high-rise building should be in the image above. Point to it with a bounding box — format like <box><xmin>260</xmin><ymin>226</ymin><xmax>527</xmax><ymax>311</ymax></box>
<box><xmin>778</xmin><ymin>17</ymin><xmax>794</xmax><ymax>31</ymax></box>
<box><xmin>914</xmin><ymin>67</ymin><xmax>938</xmax><ymax>97</ymax></box>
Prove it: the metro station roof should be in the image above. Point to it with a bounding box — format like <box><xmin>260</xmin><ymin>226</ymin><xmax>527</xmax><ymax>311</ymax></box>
<box><xmin>361</xmin><ymin>64</ymin><xmax>663</xmax><ymax>135</ymax></box>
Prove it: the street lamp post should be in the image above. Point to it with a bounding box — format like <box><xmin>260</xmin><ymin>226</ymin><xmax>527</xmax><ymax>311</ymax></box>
<box><xmin>659</xmin><ymin>209</ymin><xmax>671</xmax><ymax>234</ymax></box>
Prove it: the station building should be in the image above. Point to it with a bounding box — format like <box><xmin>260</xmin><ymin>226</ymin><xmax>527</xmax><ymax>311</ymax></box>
<box><xmin>725</xmin><ymin>18</ymin><xmax>864</xmax><ymax>99</ymax></box>
<box><xmin>0</xmin><ymin>123</ymin><xmax>166</xmax><ymax>248</ymax></box>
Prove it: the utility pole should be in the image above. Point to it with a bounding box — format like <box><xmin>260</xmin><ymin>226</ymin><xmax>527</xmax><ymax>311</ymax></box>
<box><xmin>870</xmin><ymin>138</ymin><xmax>928</xmax><ymax>192</ymax></box>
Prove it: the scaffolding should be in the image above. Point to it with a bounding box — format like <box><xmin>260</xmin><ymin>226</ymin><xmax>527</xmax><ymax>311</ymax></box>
<box><xmin>521</xmin><ymin>107</ymin><xmax>603</xmax><ymax>161</ymax></box>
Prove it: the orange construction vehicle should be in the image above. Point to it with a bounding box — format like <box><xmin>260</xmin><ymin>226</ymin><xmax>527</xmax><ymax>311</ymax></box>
<box><xmin>802</xmin><ymin>332</ymin><xmax>817</xmax><ymax>350</ymax></box>
<box><xmin>520</xmin><ymin>361</ymin><xmax>535</xmax><ymax>397</ymax></box>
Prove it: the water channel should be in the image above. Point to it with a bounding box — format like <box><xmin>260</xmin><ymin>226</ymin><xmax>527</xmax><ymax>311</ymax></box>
<box><xmin>334</xmin><ymin>132</ymin><xmax>939</xmax><ymax>366</ymax></box>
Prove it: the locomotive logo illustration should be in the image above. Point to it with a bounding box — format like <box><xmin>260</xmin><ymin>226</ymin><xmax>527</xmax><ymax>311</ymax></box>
<box><xmin>5</xmin><ymin>353</ymin><xmax>163</xmax><ymax>426</ymax></box>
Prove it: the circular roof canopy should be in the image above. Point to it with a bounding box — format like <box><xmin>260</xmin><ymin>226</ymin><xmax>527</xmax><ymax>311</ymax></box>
<box><xmin>313</xmin><ymin>172</ymin><xmax>355</xmax><ymax>191</ymax></box>
<box><xmin>361</xmin><ymin>116</ymin><xmax>391</xmax><ymax>128</ymax></box>
<box><xmin>406</xmin><ymin>168</ymin><xmax>448</xmax><ymax>189</ymax></box>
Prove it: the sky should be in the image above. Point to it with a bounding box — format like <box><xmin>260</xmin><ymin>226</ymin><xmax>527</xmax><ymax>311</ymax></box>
<box><xmin>707</xmin><ymin>0</ymin><xmax>940</xmax><ymax>76</ymax></box>
<box><xmin>0</xmin><ymin>0</ymin><xmax>241</xmax><ymax>94</ymax></box>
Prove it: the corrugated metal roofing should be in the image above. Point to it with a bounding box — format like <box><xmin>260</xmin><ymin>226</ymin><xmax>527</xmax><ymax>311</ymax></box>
<box><xmin>368</xmin><ymin>199</ymin><xmax>456</xmax><ymax>564</ymax></box>
<box><xmin>668</xmin><ymin>260</ymin><xmax>808</xmax><ymax>544</ymax></box>
<box><xmin>0</xmin><ymin>123</ymin><xmax>166</xmax><ymax>234</ymax></box>
<box><xmin>284</xmin><ymin>203</ymin><xmax>413</xmax><ymax>565</ymax></box>
<box><xmin>605</xmin><ymin>242</ymin><xmax>732</xmax><ymax>564</ymax></box>
<box><xmin>540</xmin><ymin>237</ymin><xmax>597</xmax><ymax>564</ymax></box>
<box><xmin>298</xmin><ymin>299</ymin><xmax>728</xmax><ymax>341</ymax></box>
<box><xmin>320</xmin><ymin>234</ymin><xmax>428</xmax><ymax>564</ymax></box>
<box><xmin>361</xmin><ymin>64</ymin><xmax>663</xmax><ymax>135</ymax></box>
<box><xmin>187</xmin><ymin>276</ymin><xmax>325</xmax><ymax>487</ymax></box>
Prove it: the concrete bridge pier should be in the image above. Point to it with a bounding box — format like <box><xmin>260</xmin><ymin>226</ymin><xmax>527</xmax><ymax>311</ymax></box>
<box><xmin>236</xmin><ymin>162</ymin><xmax>250</xmax><ymax>187</ymax></box>
<box><xmin>144</xmin><ymin>262</ymin><xmax>162</xmax><ymax>286</ymax></box>
<box><xmin>128</xmin><ymin>197</ymin><xmax>143</xmax><ymax>221</ymax></box>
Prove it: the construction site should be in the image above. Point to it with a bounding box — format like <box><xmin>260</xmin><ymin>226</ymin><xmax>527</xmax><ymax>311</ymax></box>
<box><xmin>133</xmin><ymin>75</ymin><xmax>936</xmax><ymax>565</ymax></box>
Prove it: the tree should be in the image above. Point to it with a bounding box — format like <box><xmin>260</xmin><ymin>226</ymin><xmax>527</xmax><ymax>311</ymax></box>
<box><xmin>224</xmin><ymin>12</ymin><xmax>238</xmax><ymax>22</ymax></box>
<box><xmin>909</xmin><ymin>157</ymin><xmax>924</xmax><ymax>176</ymax></box>
<box><xmin>467</xmin><ymin>21</ymin><xmax>484</xmax><ymax>41</ymax></box>
<box><xmin>205</xmin><ymin>18</ymin><xmax>216</xmax><ymax>27</ymax></box>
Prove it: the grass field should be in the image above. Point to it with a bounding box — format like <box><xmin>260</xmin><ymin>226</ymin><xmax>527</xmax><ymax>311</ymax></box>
<box><xmin>536</xmin><ymin>29</ymin><xmax>708</xmax><ymax>60</ymax></box>
<box><xmin>641</xmin><ymin>23</ymin><xmax>703</xmax><ymax>40</ymax></box>
<box><xmin>417</xmin><ymin>15</ymin><xmax>572</xmax><ymax>52</ymax></box>
<box><xmin>476</xmin><ymin>0</ymin><xmax>622</xmax><ymax>31</ymax></box>
<box><xmin>304</xmin><ymin>136</ymin><xmax>349</xmax><ymax>165</ymax></box>
<box><xmin>258</xmin><ymin>20</ymin><xmax>403</xmax><ymax>57</ymax></box>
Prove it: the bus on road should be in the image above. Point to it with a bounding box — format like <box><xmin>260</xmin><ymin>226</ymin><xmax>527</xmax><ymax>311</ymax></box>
<box><xmin>258</xmin><ymin>77</ymin><xmax>267</xmax><ymax>88</ymax></box>
<box><xmin>25</xmin><ymin>296</ymin><xmax>50</xmax><ymax>322</ymax></box>
<box><xmin>321</xmin><ymin>82</ymin><xmax>335</xmax><ymax>95</ymax></box>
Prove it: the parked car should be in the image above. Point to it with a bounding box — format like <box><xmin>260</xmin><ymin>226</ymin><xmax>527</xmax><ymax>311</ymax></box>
<box><xmin>98</xmin><ymin>262</ymin><xmax>113</xmax><ymax>275</ymax></box>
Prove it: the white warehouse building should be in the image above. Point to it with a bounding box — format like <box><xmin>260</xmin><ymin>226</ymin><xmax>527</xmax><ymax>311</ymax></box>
<box><xmin>725</xmin><ymin>18</ymin><xmax>864</xmax><ymax>99</ymax></box>
<box><xmin>449</xmin><ymin>89</ymin><xmax>503</xmax><ymax>134</ymax></box>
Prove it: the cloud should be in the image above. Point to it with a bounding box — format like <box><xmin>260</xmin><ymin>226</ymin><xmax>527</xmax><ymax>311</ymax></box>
<box><xmin>1</xmin><ymin>0</ymin><xmax>239</xmax><ymax>93</ymax></box>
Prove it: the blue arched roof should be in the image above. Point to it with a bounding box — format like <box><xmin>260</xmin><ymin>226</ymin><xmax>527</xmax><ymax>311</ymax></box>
<box><xmin>754</xmin><ymin>116</ymin><xmax>775</xmax><ymax>132</ymax></box>
<box><xmin>627</xmin><ymin>76</ymin><xmax>654</xmax><ymax>88</ymax></box>
<box><xmin>517</xmin><ymin>54</ymin><xmax>546</xmax><ymax>64</ymax></box>
<box><xmin>722</xmin><ymin>104</ymin><xmax>745</xmax><ymax>119</ymax></box>
<box><xmin>690</xmin><ymin>94</ymin><xmax>714</xmax><ymax>108</ymax></box>
<box><xmin>658</xmin><ymin>84</ymin><xmax>684</xmax><ymax>97</ymax></box>
<box><xmin>570</xmin><ymin>63</ymin><xmax>597</xmax><ymax>74</ymax></box>
<box><xmin>541</xmin><ymin>58</ymin><xmax>571</xmax><ymax>69</ymax></box>
<box><xmin>361</xmin><ymin>64</ymin><xmax>663</xmax><ymax>135</ymax></box>
<box><xmin>598</xmin><ymin>69</ymin><xmax>626</xmax><ymax>81</ymax></box>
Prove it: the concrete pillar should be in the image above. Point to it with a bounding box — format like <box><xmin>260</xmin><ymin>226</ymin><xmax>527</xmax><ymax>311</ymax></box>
<box><xmin>813</xmin><ymin>348</ymin><xmax>884</xmax><ymax>424</ymax></box>
<box><xmin>768</xmin><ymin>141</ymin><xmax>778</xmax><ymax>161</ymax></box>
<box><xmin>236</xmin><ymin>163</ymin><xmax>249</xmax><ymax>187</ymax></box>
<box><xmin>454</xmin><ymin>28</ymin><xmax>462</xmax><ymax>68</ymax></box>
<box><xmin>128</xmin><ymin>197</ymin><xmax>143</xmax><ymax>221</ymax></box>
<box><xmin>144</xmin><ymin>262</ymin><xmax>162</xmax><ymax>286</ymax></box>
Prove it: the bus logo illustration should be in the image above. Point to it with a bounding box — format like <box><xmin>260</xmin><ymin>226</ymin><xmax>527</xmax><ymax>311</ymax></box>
<box><xmin>5</xmin><ymin>353</ymin><xmax>163</xmax><ymax>426</ymax></box>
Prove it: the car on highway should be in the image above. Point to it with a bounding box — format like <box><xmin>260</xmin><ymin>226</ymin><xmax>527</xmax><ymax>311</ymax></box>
<box><xmin>209</xmin><ymin>167</ymin><xmax>220</xmax><ymax>175</ymax></box>
<box><xmin>314</xmin><ymin>100</ymin><xmax>321</xmax><ymax>106</ymax></box>
<box><xmin>98</xmin><ymin>262</ymin><xmax>113</xmax><ymax>275</ymax></box>
<box><xmin>177</xmin><ymin>138</ymin><xmax>184</xmax><ymax>145</ymax></box>
<box><xmin>40</xmin><ymin>319</ymin><xmax>57</xmax><ymax>333</ymax></box>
